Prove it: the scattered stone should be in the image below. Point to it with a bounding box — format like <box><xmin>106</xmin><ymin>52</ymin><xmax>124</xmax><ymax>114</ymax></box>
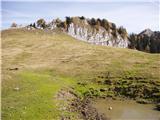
<box><xmin>14</xmin><ymin>87</ymin><xmax>20</xmax><ymax>91</ymax></box>
<box><xmin>8</xmin><ymin>67</ymin><xmax>19</xmax><ymax>71</ymax></box>
<box><xmin>104</xmin><ymin>79</ymin><xmax>112</xmax><ymax>85</ymax></box>
<box><xmin>108</xmin><ymin>107</ymin><xmax>112</xmax><ymax>110</ymax></box>
<box><xmin>100</xmin><ymin>88</ymin><xmax>108</xmax><ymax>92</ymax></box>
<box><xmin>10</xmin><ymin>106</ymin><xmax>14</xmax><ymax>109</ymax></box>
<box><xmin>77</xmin><ymin>82</ymin><xmax>87</xmax><ymax>86</ymax></box>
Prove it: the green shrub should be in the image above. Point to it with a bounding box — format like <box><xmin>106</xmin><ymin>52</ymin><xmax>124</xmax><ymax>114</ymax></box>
<box><xmin>101</xmin><ymin>19</ymin><xmax>110</xmax><ymax>31</ymax></box>
<box><xmin>128</xmin><ymin>33</ymin><xmax>138</xmax><ymax>49</ymax></box>
<box><xmin>65</xmin><ymin>16</ymin><xmax>72</xmax><ymax>25</ymax></box>
<box><xmin>33</xmin><ymin>23</ymin><xmax>36</xmax><ymax>28</ymax></box>
<box><xmin>90</xmin><ymin>18</ymin><xmax>96</xmax><ymax>26</ymax></box>
<box><xmin>37</xmin><ymin>19</ymin><xmax>46</xmax><ymax>29</ymax></box>
<box><xmin>55</xmin><ymin>18</ymin><xmax>62</xmax><ymax>24</ymax></box>
<box><xmin>11</xmin><ymin>22</ymin><xmax>17</xmax><ymax>27</ymax></box>
<box><xmin>110</xmin><ymin>23</ymin><xmax>116</xmax><ymax>30</ymax></box>
<box><xmin>79</xmin><ymin>16</ymin><xmax>85</xmax><ymax>20</ymax></box>
<box><xmin>117</xmin><ymin>26</ymin><xmax>128</xmax><ymax>39</ymax></box>
<box><xmin>111</xmin><ymin>29</ymin><xmax>118</xmax><ymax>38</ymax></box>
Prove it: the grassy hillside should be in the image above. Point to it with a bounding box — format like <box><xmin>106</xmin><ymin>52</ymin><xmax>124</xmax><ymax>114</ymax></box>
<box><xmin>2</xmin><ymin>28</ymin><xmax>160</xmax><ymax>119</ymax></box>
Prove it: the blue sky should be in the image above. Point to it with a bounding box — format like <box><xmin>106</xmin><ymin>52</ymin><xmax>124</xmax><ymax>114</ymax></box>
<box><xmin>1</xmin><ymin>0</ymin><xmax>159</xmax><ymax>33</ymax></box>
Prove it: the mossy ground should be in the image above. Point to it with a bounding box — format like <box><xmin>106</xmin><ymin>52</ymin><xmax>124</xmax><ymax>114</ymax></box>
<box><xmin>2</xmin><ymin>70</ymin><xmax>77</xmax><ymax>119</ymax></box>
<box><xmin>2</xmin><ymin>28</ymin><xmax>160</xmax><ymax>119</ymax></box>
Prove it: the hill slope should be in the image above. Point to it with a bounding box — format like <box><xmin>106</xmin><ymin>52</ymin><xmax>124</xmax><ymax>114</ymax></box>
<box><xmin>2</xmin><ymin>29</ymin><xmax>160</xmax><ymax>119</ymax></box>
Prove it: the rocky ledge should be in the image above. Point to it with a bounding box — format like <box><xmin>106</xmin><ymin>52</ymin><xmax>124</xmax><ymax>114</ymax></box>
<box><xmin>18</xmin><ymin>16</ymin><xmax>159</xmax><ymax>53</ymax></box>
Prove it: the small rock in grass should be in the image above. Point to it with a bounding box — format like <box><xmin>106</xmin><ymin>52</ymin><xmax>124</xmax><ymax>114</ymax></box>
<box><xmin>100</xmin><ymin>88</ymin><xmax>107</xmax><ymax>92</ymax></box>
<box><xmin>14</xmin><ymin>87</ymin><xmax>20</xmax><ymax>91</ymax></box>
<box><xmin>8</xmin><ymin>67</ymin><xmax>19</xmax><ymax>71</ymax></box>
<box><xmin>10</xmin><ymin>106</ymin><xmax>14</xmax><ymax>109</ymax></box>
<box><xmin>108</xmin><ymin>106</ymin><xmax>112</xmax><ymax>110</ymax></box>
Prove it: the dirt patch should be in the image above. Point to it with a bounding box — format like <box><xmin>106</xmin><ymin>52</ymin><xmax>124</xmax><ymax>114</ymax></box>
<box><xmin>7</xmin><ymin>67</ymin><xmax>19</xmax><ymax>71</ymax></box>
<box><xmin>56</xmin><ymin>88</ymin><xmax>77</xmax><ymax>101</ymax></box>
<box><xmin>55</xmin><ymin>88</ymin><xmax>109</xmax><ymax>120</ymax></box>
<box><xmin>55</xmin><ymin>88</ymin><xmax>80</xmax><ymax>120</ymax></box>
<box><xmin>70</xmin><ymin>97</ymin><xmax>110</xmax><ymax>120</ymax></box>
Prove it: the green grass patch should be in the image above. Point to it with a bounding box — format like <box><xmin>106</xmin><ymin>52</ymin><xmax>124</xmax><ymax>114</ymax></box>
<box><xmin>2</xmin><ymin>70</ymin><xmax>76</xmax><ymax>120</ymax></box>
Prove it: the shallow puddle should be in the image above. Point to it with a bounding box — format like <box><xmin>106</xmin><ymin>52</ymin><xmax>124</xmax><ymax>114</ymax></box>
<box><xmin>92</xmin><ymin>99</ymin><xmax>160</xmax><ymax>120</ymax></box>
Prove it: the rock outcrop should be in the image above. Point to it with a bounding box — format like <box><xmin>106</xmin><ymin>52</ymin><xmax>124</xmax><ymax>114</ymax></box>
<box><xmin>67</xmin><ymin>17</ymin><xmax>129</xmax><ymax>48</ymax></box>
<box><xmin>25</xmin><ymin>17</ymin><xmax>160</xmax><ymax>53</ymax></box>
<box><xmin>26</xmin><ymin>17</ymin><xmax>129</xmax><ymax>48</ymax></box>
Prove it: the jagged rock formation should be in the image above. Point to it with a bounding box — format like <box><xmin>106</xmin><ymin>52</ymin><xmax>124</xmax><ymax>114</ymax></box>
<box><xmin>139</xmin><ymin>28</ymin><xmax>153</xmax><ymax>37</ymax></box>
<box><xmin>67</xmin><ymin>17</ymin><xmax>129</xmax><ymax>48</ymax></box>
<box><xmin>24</xmin><ymin>17</ymin><xmax>160</xmax><ymax>53</ymax></box>
<box><xmin>128</xmin><ymin>29</ymin><xmax>160</xmax><ymax>53</ymax></box>
<box><xmin>26</xmin><ymin>17</ymin><xmax>129</xmax><ymax>48</ymax></box>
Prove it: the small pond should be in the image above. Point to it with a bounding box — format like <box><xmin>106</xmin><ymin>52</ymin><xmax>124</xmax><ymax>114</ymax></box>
<box><xmin>92</xmin><ymin>99</ymin><xmax>160</xmax><ymax>120</ymax></box>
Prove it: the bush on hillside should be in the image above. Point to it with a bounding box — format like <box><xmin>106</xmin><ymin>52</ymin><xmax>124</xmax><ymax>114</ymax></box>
<box><xmin>136</xmin><ymin>35</ymin><xmax>150</xmax><ymax>51</ymax></box>
<box><xmin>118</xmin><ymin>26</ymin><xmax>128</xmax><ymax>39</ymax></box>
<box><xmin>55</xmin><ymin>18</ymin><xmax>62</xmax><ymax>24</ymax></box>
<box><xmin>11</xmin><ymin>22</ymin><xmax>17</xmax><ymax>28</ymax></box>
<box><xmin>101</xmin><ymin>19</ymin><xmax>110</xmax><ymax>31</ymax></box>
<box><xmin>90</xmin><ymin>18</ymin><xmax>96</xmax><ymax>26</ymax></box>
<box><xmin>33</xmin><ymin>23</ymin><xmax>36</xmax><ymax>28</ymax></box>
<box><xmin>110</xmin><ymin>23</ymin><xmax>116</xmax><ymax>30</ymax></box>
<box><xmin>111</xmin><ymin>29</ymin><xmax>118</xmax><ymax>38</ymax></box>
<box><xmin>29</xmin><ymin>23</ymin><xmax>33</xmax><ymax>27</ymax></box>
<box><xmin>29</xmin><ymin>23</ymin><xmax>36</xmax><ymax>28</ymax></box>
<box><xmin>97</xmin><ymin>18</ymin><xmax>102</xmax><ymax>24</ymax></box>
<box><xmin>57</xmin><ymin>22</ymin><xmax>67</xmax><ymax>29</ymax></box>
<box><xmin>128</xmin><ymin>33</ymin><xmax>137</xmax><ymax>49</ymax></box>
<box><xmin>150</xmin><ymin>32</ymin><xmax>160</xmax><ymax>53</ymax></box>
<box><xmin>79</xmin><ymin>16</ymin><xmax>85</xmax><ymax>20</ymax></box>
<box><xmin>37</xmin><ymin>19</ymin><xmax>46</xmax><ymax>29</ymax></box>
<box><xmin>66</xmin><ymin>16</ymin><xmax>72</xmax><ymax>25</ymax></box>
<box><xmin>96</xmin><ymin>18</ymin><xmax>101</xmax><ymax>27</ymax></box>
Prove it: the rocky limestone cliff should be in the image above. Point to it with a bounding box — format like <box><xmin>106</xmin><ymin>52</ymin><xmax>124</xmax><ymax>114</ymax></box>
<box><xmin>25</xmin><ymin>17</ymin><xmax>160</xmax><ymax>53</ymax></box>
<box><xmin>67</xmin><ymin>23</ymin><xmax>128</xmax><ymax>48</ymax></box>
<box><xmin>26</xmin><ymin>17</ymin><xmax>129</xmax><ymax>48</ymax></box>
<box><xmin>67</xmin><ymin>18</ymin><xmax>129</xmax><ymax>48</ymax></box>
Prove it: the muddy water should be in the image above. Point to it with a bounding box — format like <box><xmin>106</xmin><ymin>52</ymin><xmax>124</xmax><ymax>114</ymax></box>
<box><xmin>92</xmin><ymin>99</ymin><xmax>160</xmax><ymax>120</ymax></box>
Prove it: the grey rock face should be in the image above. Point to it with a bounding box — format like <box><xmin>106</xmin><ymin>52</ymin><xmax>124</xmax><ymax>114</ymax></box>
<box><xmin>48</xmin><ymin>20</ymin><xmax>57</xmax><ymax>30</ymax></box>
<box><xmin>26</xmin><ymin>17</ymin><xmax>129</xmax><ymax>48</ymax></box>
<box><xmin>139</xmin><ymin>28</ymin><xmax>153</xmax><ymax>37</ymax></box>
<box><xmin>67</xmin><ymin>23</ymin><xmax>129</xmax><ymax>48</ymax></box>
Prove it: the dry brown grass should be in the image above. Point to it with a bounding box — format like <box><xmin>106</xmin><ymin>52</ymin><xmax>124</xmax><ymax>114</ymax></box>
<box><xmin>2</xmin><ymin>28</ymin><xmax>160</xmax><ymax>80</ymax></box>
